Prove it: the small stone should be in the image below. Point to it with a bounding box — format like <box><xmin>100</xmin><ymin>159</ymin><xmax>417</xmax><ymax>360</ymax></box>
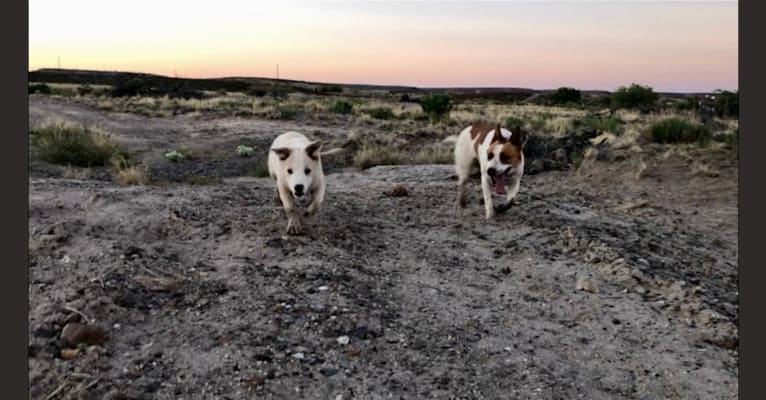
<box><xmin>337</xmin><ymin>335</ymin><xmax>350</xmax><ymax>345</ymax></box>
<box><xmin>60</xmin><ymin>323</ymin><xmax>108</xmax><ymax>346</ymax></box>
<box><xmin>318</xmin><ymin>286</ymin><xmax>329</xmax><ymax>292</ymax></box>
<box><xmin>576</xmin><ymin>276</ymin><xmax>599</xmax><ymax>293</ymax></box>
<box><xmin>292</xmin><ymin>352</ymin><xmax>305</xmax><ymax>360</ymax></box>
<box><xmin>60</xmin><ymin>348</ymin><xmax>80</xmax><ymax>359</ymax></box>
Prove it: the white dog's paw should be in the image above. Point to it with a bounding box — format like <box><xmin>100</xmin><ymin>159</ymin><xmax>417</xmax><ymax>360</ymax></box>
<box><xmin>286</xmin><ymin>216</ymin><xmax>305</xmax><ymax>235</ymax></box>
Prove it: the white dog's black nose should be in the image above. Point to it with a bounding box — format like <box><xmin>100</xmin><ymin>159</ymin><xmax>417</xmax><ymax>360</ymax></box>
<box><xmin>294</xmin><ymin>184</ymin><xmax>304</xmax><ymax>196</ymax></box>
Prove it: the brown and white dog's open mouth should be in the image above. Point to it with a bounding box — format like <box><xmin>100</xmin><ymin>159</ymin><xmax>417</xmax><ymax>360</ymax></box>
<box><xmin>489</xmin><ymin>172</ymin><xmax>507</xmax><ymax>195</ymax></box>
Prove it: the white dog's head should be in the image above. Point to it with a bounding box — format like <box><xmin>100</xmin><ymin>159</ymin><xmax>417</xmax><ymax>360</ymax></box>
<box><xmin>271</xmin><ymin>141</ymin><xmax>322</xmax><ymax>205</ymax></box>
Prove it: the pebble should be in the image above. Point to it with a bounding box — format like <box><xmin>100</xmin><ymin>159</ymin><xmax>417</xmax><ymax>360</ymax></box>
<box><xmin>576</xmin><ymin>276</ymin><xmax>599</xmax><ymax>293</ymax></box>
<box><xmin>337</xmin><ymin>335</ymin><xmax>350</xmax><ymax>345</ymax></box>
<box><xmin>292</xmin><ymin>352</ymin><xmax>305</xmax><ymax>360</ymax></box>
<box><xmin>318</xmin><ymin>286</ymin><xmax>329</xmax><ymax>292</ymax></box>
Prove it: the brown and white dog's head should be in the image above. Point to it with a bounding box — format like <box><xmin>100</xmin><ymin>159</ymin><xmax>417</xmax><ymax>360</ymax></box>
<box><xmin>485</xmin><ymin>124</ymin><xmax>526</xmax><ymax>195</ymax></box>
<box><xmin>271</xmin><ymin>141</ymin><xmax>322</xmax><ymax>203</ymax></box>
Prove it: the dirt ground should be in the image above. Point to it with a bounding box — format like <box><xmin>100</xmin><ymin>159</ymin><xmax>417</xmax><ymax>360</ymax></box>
<box><xmin>29</xmin><ymin>96</ymin><xmax>738</xmax><ymax>399</ymax></box>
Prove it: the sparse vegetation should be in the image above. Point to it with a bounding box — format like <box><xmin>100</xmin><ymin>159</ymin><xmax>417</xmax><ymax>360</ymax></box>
<box><xmin>164</xmin><ymin>150</ymin><xmax>186</xmax><ymax>162</ymax></box>
<box><xmin>419</xmin><ymin>94</ymin><xmax>452</xmax><ymax>122</ymax></box>
<box><xmin>612</xmin><ymin>83</ymin><xmax>659</xmax><ymax>110</ymax></box>
<box><xmin>413</xmin><ymin>146</ymin><xmax>453</xmax><ymax>165</ymax></box>
<box><xmin>505</xmin><ymin>116</ymin><xmax>526</xmax><ymax>129</ymax></box>
<box><xmin>649</xmin><ymin>118</ymin><xmax>712</xmax><ymax>144</ymax></box>
<box><xmin>575</xmin><ymin>115</ymin><xmax>625</xmax><ymax>135</ymax></box>
<box><xmin>30</xmin><ymin>122</ymin><xmax>126</xmax><ymax>167</ymax></box>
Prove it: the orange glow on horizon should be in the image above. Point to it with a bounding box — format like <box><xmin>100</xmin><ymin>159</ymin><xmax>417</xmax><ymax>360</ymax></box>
<box><xmin>29</xmin><ymin>1</ymin><xmax>738</xmax><ymax>92</ymax></box>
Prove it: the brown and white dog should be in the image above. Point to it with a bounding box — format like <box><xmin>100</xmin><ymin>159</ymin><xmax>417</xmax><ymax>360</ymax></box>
<box><xmin>445</xmin><ymin>123</ymin><xmax>526</xmax><ymax>219</ymax></box>
<box><xmin>268</xmin><ymin>131</ymin><xmax>342</xmax><ymax>235</ymax></box>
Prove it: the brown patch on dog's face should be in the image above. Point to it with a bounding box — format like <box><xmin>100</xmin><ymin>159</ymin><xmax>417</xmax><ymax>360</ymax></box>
<box><xmin>498</xmin><ymin>142</ymin><xmax>523</xmax><ymax>168</ymax></box>
<box><xmin>272</xmin><ymin>147</ymin><xmax>291</xmax><ymax>161</ymax></box>
<box><xmin>471</xmin><ymin>123</ymin><xmax>505</xmax><ymax>154</ymax></box>
<box><xmin>306</xmin><ymin>141</ymin><xmax>322</xmax><ymax>160</ymax></box>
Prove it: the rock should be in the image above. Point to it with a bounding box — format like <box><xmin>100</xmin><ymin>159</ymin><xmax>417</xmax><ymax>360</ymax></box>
<box><xmin>60</xmin><ymin>323</ymin><xmax>108</xmax><ymax>346</ymax></box>
<box><xmin>337</xmin><ymin>335</ymin><xmax>350</xmax><ymax>345</ymax></box>
<box><xmin>320</xmin><ymin>367</ymin><xmax>339</xmax><ymax>377</ymax></box>
<box><xmin>530</xmin><ymin>159</ymin><xmax>545</xmax><ymax>172</ymax></box>
<box><xmin>135</xmin><ymin>275</ymin><xmax>179</xmax><ymax>292</ymax></box>
<box><xmin>576</xmin><ymin>276</ymin><xmax>599</xmax><ymax>293</ymax></box>
<box><xmin>60</xmin><ymin>348</ymin><xmax>80</xmax><ymax>359</ymax></box>
<box><xmin>385</xmin><ymin>185</ymin><xmax>409</xmax><ymax>197</ymax></box>
<box><xmin>292</xmin><ymin>352</ymin><xmax>305</xmax><ymax>360</ymax></box>
<box><xmin>553</xmin><ymin>148</ymin><xmax>568</xmax><ymax>164</ymax></box>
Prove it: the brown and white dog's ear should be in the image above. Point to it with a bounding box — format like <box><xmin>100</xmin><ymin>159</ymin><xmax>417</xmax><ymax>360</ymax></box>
<box><xmin>306</xmin><ymin>141</ymin><xmax>322</xmax><ymax>160</ymax></box>
<box><xmin>272</xmin><ymin>147</ymin><xmax>291</xmax><ymax>161</ymax></box>
<box><xmin>510</xmin><ymin>126</ymin><xmax>526</xmax><ymax>148</ymax></box>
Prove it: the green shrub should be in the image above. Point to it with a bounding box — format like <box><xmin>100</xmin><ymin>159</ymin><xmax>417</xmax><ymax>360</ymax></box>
<box><xmin>363</xmin><ymin>107</ymin><xmax>395</xmax><ymax>120</ymax></box>
<box><xmin>611</xmin><ymin>83</ymin><xmax>658</xmax><ymax>110</ymax></box>
<box><xmin>30</xmin><ymin>122</ymin><xmax>126</xmax><ymax>166</ymax></box>
<box><xmin>29</xmin><ymin>83</ymin><xmax>52</xmax><ymax>94</ymax></box>
<box><xmin>419</xmin><ymin>94</ymin><xmax>452</xmax><ymax>122</ymax></box>
<box><xmin>550</xmin><ymin>87</ymin><xmax>581</xmax><ymax>104</ymax></box>
<box><xmin>329</xmin><ymin>100</ymin><xmax>353</xmax><ymax>114</ymax></box>
<box><xmin>650</xmin><ymin>118</ymin><xmax>712</xmax><ymax>144</ymax></box>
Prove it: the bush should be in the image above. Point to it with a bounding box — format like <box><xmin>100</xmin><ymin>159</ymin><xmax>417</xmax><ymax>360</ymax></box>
<box><xmin>714</xmin><ymin>90</ymin><xmax>738</xmax><ymax>118</ymax></box>
<box><xmin>274</xmin><ymin>104</ymin><xmax>303</xmax><ymax>119</ymax></box>
<box><xmin>363</xmin><ymin>107</ymin><xmax>395</xmax><ymax>120</ymax></box>
<box><xmin>329</xmin><ymin>100</ymin><xmax>353</xmax><ymax>114</ymax></box>
<box><xmin>30</xmin><ymin>122</ymin><xmax>126</xmax><ymax>167</ymax></box>
<box><xmin>550</xmin><ymin>87</ymin><xmax>581</xmax><ymax>104</ymax></box>
<box><xmin>649</xmin><ymin>118</ymin><xmax>712</xmax><ymax>144</ymax></box>
<box><xmin>111</xmin><ymin>155</ymin><xmax>148</xmax><ymax>185</ymax></box>
<box><xmin>611</xmin><ymin>83</ymin><xmax>658</xmax><ymax>110</ymax></box>
<box><xmin>419</xmin><ymin>94</ymin><xmax>452</xmax><ymax>122</ymax></box>
<box><xmin>236</xmin><ymin>145</ymin><xmax>254</xmax><ymax>157</ymax></box>
<box><xmin>29</xmin><ymin>83</ymin><xmax>52</xmax><ymax>94</ymax></box>
<box><xmin>111</xmin><ymin>78</ymin><xmax>150</xmax><ymax>97</ymax></box>
<box><xmin>164</xmin><ymin>147</ymin><xmax>194</xmax><ymax>162</ymax></box>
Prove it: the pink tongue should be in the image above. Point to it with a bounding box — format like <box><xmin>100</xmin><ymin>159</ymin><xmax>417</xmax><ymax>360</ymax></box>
<box><xmin>494</xmin><ymin>174</ymin><xmax>507</xmax><ymax>195</ymax></box>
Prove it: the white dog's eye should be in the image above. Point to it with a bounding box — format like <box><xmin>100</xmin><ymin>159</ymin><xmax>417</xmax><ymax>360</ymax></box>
<box><xmin>305</xmin><ymin>168</ymin><xmax>311</xmax><ymax>174</ymax></box>
<box><xmin>287</xmin><ymin>168</ymin><xmax>293</xmax><ymax>174</ymax></box>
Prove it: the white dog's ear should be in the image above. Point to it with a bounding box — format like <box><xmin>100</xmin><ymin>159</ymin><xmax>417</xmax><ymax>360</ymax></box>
<box><xmin>272</xmin><ymin>147</ymin><xmax>291</xmax><ymax>161</ymax></box>
<box><xmin>306</xmin><ymin>141</ymin><xmax>322</xmax><ymax>160</ymax></box>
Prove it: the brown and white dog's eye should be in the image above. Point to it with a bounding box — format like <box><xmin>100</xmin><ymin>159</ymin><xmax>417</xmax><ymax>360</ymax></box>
<box><xmin>487</xmin><ymin>152</ymin><xmax>494</xmax><ymax>160</ymax></box>
<box><xmin>499</xmin><ymin>154</ymin><xmax>510</xmax><ymax>164</ymax></box>
<box><xmin>287</xmin><ymin>168</ymin><xmax>293</xmax><ymax>174</ymax></box>
<box><xmin>305</xmin><ymin>168</ymin><xmax>311</xmax><ymax>174</ymax></box>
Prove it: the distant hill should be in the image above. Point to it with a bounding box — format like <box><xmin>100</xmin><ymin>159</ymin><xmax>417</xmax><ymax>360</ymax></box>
<box><xmin>28</xmin><ymin>68</ymin><xmax>710</xmax><ymax>99</ymax></box>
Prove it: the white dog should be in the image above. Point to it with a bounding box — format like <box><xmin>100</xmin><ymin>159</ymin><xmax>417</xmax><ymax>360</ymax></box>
<box><xmin>445</xmin><ymin>123</ymin><xmax>526</xmax><ymax>220</ymax></box>
<box><xmin>268</xmin><ymin>131</ymin><xmax>341</xmax><ymax>235</ymax></box>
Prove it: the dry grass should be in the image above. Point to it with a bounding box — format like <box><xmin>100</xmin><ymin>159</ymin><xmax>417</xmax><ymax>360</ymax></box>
<box><xmin>62</xmin><ymin>165</ymin><xmax>91</xmax><ymax>180</ymax></box>
<box><xmin>354</xmin><ymin>143</ymin><xmax>402</xmax><ymax>170</ymax></box>
<box><xmin>30</xmin><ymin>121</ymin><xmax>126</xmax><ymax>167</ymax></box>
<box><xmin>413</xmin><ymin>145</ymin><xmax>454</xmax><ymax>165</ymax></box>
<box><xmin>111</xmin><ymin>156</ymin><xmax>149</xmax><ymax>186</ymax></box>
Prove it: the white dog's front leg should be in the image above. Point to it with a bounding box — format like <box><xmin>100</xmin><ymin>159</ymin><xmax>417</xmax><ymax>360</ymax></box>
<box><xmin>495</xmin><ymin>174</ymin><xmax>521</xmax><ymax>214</ymax></box>
<box><xmin>481</xmin><ymin>173</ymin><xmax>495</xmax><ymax>220</ymax></box>
<box><xmin>304</xmin><ymin>183</ymin><xmax>325</xmax><ymax>220</ymax></box>
<box><xmin>278</xmin><ymin>184</ymin><xmax>304</xmax><ymax>235</ymax></box>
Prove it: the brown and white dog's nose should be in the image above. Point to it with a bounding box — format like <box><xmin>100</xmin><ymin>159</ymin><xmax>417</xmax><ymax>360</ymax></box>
<box><xmin>487</xmin><ymin>167</ymin><xmax>497</xmax><ymax>177</ymax></box>
<box><xmin>294</xmin><ymin>184</ymin><xmax>305</xmax><ymax>196</ymax></box>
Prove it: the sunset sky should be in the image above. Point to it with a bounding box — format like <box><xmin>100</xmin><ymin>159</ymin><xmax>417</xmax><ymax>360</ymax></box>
<box><xmin>29</xmin><ymin>1</ymin><xmax>738</xmax><ymax>92</ymax></box>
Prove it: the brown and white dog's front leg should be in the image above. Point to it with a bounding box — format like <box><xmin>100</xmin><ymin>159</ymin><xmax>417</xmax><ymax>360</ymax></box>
<box><xmin>480</xmin><ymin>173</ymin><xmax>496</xmax><ymax>220</ymax></box>
<box><xmin>494</xmin><ymin>174</ymin><xmax>522</xmax><ymax>214</ymax></box>
<box><xmin>277</xmin><ymin>184</ymin><xmax>305</xmax><ymax>235</ymax></box>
